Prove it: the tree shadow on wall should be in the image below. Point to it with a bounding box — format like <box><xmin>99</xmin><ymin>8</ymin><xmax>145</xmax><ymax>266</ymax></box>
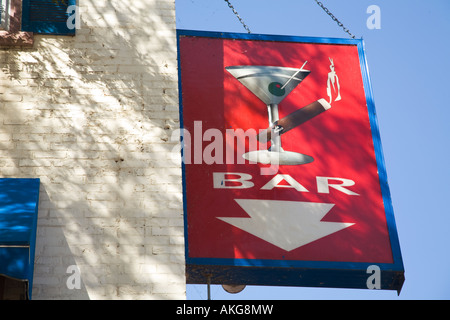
<box><xmin>1</xmin><ymin>0</ymin><xmax>184</xmax><ymax>299</ymax></box>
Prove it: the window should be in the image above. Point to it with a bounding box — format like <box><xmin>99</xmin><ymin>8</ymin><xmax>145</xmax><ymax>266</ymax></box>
<box><xmin>0</xmin><ymin>0</ymin><xmax>10</xmax><ymax>30</ymax></box>
<box><xmin>22</xmin><ymin>0</ymin><xmax>76</xmax><ymax>35</ymax></box>
<box><xmin>0</xmin><ymin>0</ymin><xmax>75</xmax><ymax>46</ymax></box>
<box><xmin>0</xmin><ymin>0</ymin><xmax>33</xmax><ymax>46</ymax></box>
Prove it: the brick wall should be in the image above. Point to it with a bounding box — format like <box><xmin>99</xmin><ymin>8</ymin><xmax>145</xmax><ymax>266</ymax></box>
<box><xmin>0</xmin><ymin>0</ymin><xmax>185</xmax><ymax>299</ymax></box>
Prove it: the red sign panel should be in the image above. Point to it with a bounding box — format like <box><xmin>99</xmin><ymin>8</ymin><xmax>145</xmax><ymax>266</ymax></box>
<box><xmin>177</xmin><ymin>30</ymin><xmax>404</xmax><ymax>292</ymax></box>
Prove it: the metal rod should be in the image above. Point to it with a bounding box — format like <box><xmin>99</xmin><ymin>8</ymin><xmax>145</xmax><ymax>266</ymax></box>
<box><xmin>207</xmin><ymin>275</ymin><xmax>211</xmax><ymax>300</ymax></box>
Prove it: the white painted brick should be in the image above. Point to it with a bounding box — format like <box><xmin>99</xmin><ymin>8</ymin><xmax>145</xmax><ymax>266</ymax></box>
<box><xmin>0</xmin><ymin>0</ymin><xmax>184</xmax><ymax>300</ymax></box>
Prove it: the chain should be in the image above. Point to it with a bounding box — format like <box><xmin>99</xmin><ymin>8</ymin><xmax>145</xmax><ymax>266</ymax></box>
<box><xmin>222</xmin><ymin>0</ymin><xmax>355</xmax><ymax>38</ymax></box>
<box><xmin>224</xmin><ymin>0</ymin><xmax>251</xmax><ymax>34</ymax></box>
<box><xmin>314</xmin><ymin>0</ymin><xmax>356</xmax><ymax>39</ymax></box>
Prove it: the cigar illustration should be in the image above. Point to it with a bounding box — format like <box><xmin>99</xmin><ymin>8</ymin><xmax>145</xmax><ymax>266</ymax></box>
<box><xmin>257</xmin><ymin>98</ymin><xmax>332</xmax><ymax>143</ymax></box>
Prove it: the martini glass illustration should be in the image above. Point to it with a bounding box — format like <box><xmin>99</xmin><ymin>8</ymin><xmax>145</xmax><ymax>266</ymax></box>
<box><xmin>226</xmin><ymin>63</ymin><xmax>314</xmax><ymax>165</ymax></box>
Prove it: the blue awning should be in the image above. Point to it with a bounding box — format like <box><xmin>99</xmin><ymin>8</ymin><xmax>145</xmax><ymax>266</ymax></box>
<box><xmin>0</xmin><ymin>178</ymin><xmax>40</xmax><ymax>300</ymax></box>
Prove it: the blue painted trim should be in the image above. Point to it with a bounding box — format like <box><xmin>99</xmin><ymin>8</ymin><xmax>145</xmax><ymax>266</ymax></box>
<box><xmin>176</xmin><ymin>29</ymin><xmax>360</xmax><ymax>46</ymax></box>
<box><xmin>187</xmin><ymin>256</ymin><xmax>402</xmax><ymax>272</ymax></box>
<box><xmin>0</xmin><ymin>178</ymin><xmax>40</xmax><ymax>299</ymax></box>
<box><xmin>21</xmin><ymin>0</ymin><xmax>31</xmax><ymax>31</ymax></box>
<box><xmin>356</xmin><ymin>40</ymin><xmax>404</xmax><ymax>272</ymax></box>
<box><xmin>177</xmin><ymin>30</ymin><xmax>404</xmax><ymax>291</ymax></box>
<box><xmin>176</xmin><ymin>30</ymin><xmax>191</xmax><ymax>264</ymax></box>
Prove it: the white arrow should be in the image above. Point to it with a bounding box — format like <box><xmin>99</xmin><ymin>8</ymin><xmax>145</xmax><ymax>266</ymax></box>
<box><xmin>217</xmin><ymin>199</ymin><xmax>354</xmax><ymax>252</ymax></box>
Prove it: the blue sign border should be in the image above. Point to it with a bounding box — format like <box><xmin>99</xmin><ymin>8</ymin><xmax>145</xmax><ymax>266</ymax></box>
<box><xmin>177</xmin><ymin>29</ymin><xmax>404</xmax><ymax>293</ymax></box>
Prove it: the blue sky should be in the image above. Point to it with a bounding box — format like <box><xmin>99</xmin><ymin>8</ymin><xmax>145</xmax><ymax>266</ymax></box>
<box><xmin>175</xmin><ymin>0</ymin><xmax>450</xmax><ymax>300</ymax></box>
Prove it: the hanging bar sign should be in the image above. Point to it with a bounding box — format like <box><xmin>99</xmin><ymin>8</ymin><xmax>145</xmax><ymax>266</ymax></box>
<box><xmin>176</xmin><ymin>30</ymin><xmax>404</xmax><ymax>293</ymax></box>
